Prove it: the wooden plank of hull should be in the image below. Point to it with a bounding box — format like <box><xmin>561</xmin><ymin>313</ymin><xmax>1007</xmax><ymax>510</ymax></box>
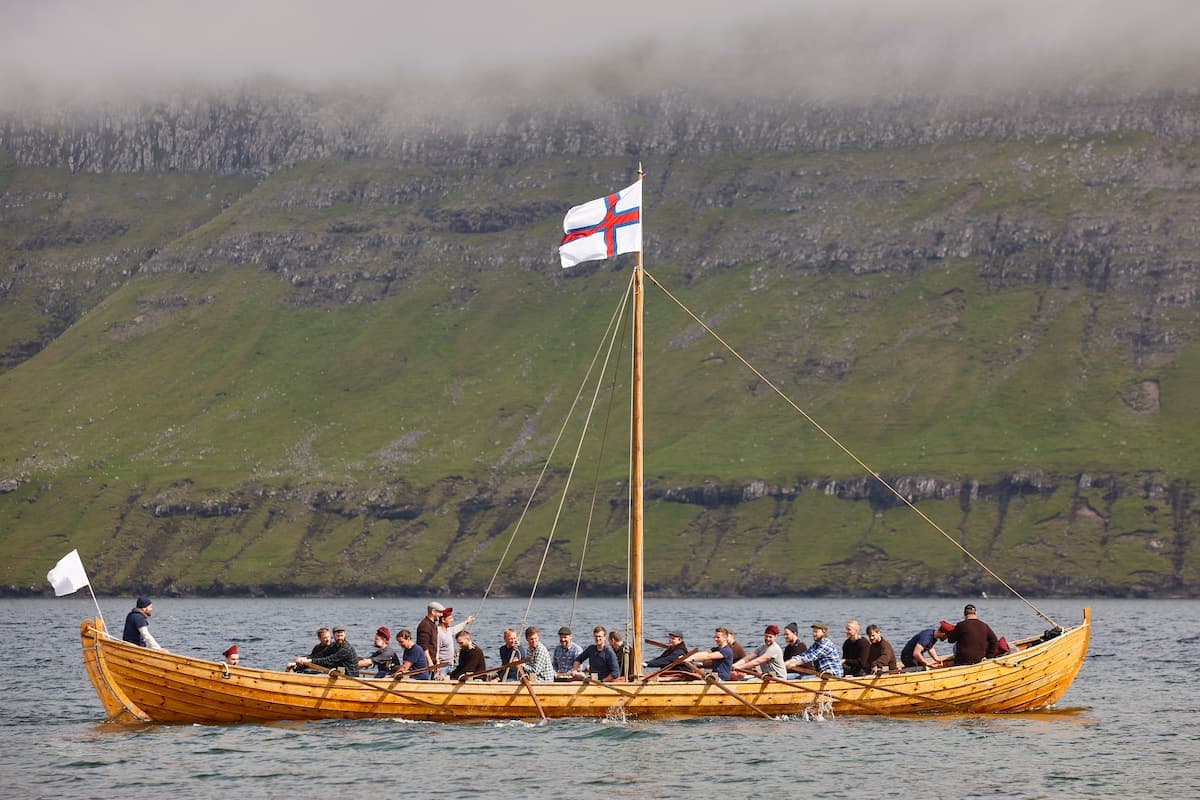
<box><xmin>81</xmin><ymin>610</ymin><xmax>1089</xmax><ymax>724</ymax></box>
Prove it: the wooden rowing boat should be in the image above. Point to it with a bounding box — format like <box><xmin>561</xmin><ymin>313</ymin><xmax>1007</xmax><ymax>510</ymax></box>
<box><xmin>80</xmin><ymin>610</ymin><xmax>1088</xmax><ymax>723</ymax></box>
<box><xmin>78</xmin><ymin>169</ymin><xmax>1090</xmax><ymax>723</ymax></box>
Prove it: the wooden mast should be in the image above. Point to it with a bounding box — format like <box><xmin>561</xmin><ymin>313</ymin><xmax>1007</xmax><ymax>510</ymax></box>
<box><xmin>630</xmin><ymin>165</ymin><xmax>645</xmax><ymax>678</ymax></box>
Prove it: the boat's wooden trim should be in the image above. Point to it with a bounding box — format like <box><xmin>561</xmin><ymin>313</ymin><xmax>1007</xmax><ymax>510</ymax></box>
<box><xmin>80</xmin><ymin>619</ymin><xmax>150</xmax><ymax>723</ymax></box>
<box><xmin>80</xmin><ymin>608</ymin><xmax>1089</xmax><ymax>724</ymax></box>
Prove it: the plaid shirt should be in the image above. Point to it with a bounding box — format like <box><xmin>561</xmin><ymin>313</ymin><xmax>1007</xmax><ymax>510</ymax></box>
<box><xmin>553</xmin><ymin>642</ymin><xmax>583</xmax><ymax>674</ymax></box>
<box><xmin>794</xmin><ymin>636</ymin><xmax>844</xmax><ymax>677</ymax></box>
<box><xmin>524</xmin><ymin>642</ymin><xmax>554</xmax><ymax>681</ymax></box>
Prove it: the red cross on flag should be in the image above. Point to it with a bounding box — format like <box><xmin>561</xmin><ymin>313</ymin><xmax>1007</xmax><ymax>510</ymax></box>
<box><xmin>558</xmin><ymin>179</ymin><xmax>642</xmax><ymax>268</ymax></box>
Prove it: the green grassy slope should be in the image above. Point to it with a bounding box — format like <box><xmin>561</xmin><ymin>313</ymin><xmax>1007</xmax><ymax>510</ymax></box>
<box><xmin>1</xmin><ymin>137</ymin><xmax>1197</xmax><ymax>596</ymax></box>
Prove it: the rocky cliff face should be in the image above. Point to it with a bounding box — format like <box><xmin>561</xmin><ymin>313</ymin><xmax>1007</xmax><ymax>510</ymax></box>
<box><xmin>5</xmin><ymin>89</ymin><xmax>1200</xmax><ymax>174</ymax></box>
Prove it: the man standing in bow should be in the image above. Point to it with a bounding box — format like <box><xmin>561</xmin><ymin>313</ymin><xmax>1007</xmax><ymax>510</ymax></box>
<box><xmin>122</xmin><ymin>596</ymin><xmax>164</xmax><ymax>650</ymax></box>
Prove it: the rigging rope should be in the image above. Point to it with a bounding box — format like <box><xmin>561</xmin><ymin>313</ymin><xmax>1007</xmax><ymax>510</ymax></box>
<box><xmin>570</xmin><ymin>283</ymin><xmax>632</xmax><ymax>625</ymax></box>
<box><xmin>473</xmin><ymin>272</ymin><xmax>636</xmax><ymax>633</ymax></box>
<box><xmin>643</xmin><ymin>269</ymin><xmax>1059</xmax><ymax>628</ymax></box>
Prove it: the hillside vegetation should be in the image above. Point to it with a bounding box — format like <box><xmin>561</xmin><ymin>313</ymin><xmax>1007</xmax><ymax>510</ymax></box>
<box><xmin>1</xmin><ymin>102</ymin><xmax>1198</xmax><ymax>597</ymax></box>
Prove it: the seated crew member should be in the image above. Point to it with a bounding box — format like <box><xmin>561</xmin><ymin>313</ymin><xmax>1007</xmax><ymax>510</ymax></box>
<box><xmin>358</xmin><ymin>626</ymin><xmax>401</xmax><ymax>677</ymax></box>
<box><xmin>552</xmin><ymin>626</ymin><xmax>584</xmax><ymax>680</ymax></box>
<box><xmin>900</xmin><ymin>621</ymin><xmax>953</xmax><ymax>670</ymax></box>
<box><xmin>521</xmin><ymin>626</ymin><xmax>554</xmax><ymax>682</ymax></box>
<box><xmin>448</xmin><ymin>629</ymin><xmax>488</xmax><ymax>681</ymax></box>
<box><xmin>573</xmin><ymin>626</ymin><xmax>621</xmax><ymax>682</ymax></box>
<box><xmin>608</xmin><ymin>630</ymin><xmax>632</xmax><ymax>680</ymax></box>
<box><xmin>842</xmin><ymin>620</ymin><xmax>871</xmax><ymax>677</ymax></box>
<box><xmin>726</xmin><ymin>628</ymin><xmax>747</xmax><ymax>664</ymax></box>
<box><xmin>948</xmin><ymin>604</ymin><xmax>1000</xmax><ymax>665</ymax></box>
<box><xmin>782</xmin><ymin>622</ymin><xmax>807</xmax><ymax>661</ymax></box>
<box><xmin>646</xmin><ymin>631</ymin><xmax>689</xmax><ymax>668</ymax></box>
<box><xmin>783</xmin><ymin>621</ymin><xmax>844</xmax><ymax>678</ymax></box>
<box><xmin>294</xmin><ymin>625</ymin><xmax>359</xmax><ymax>677</ymax></box>
<box><xmin>498</xmin><ymin>628</ymin><xmax>523</xmax><ymax>681</ymax></box>
<box><xmin>222</xmin><ymin>644</ymin><xmax>239</xmax><ymax>666</ymax></box>
<box><xmin>288</xmin><ymin>626</ymin><xmax>334</xmax><ymax>673</ymax></box>
<box><xmin>865</xmin><ymin>624</ymin><xmax>898</xmax><ymax>674</ymax></box>
<box><xmin>689</xmin><ymin>627</ymin><xmax>735</xmax><ymax>681</ymax></box>
<box><xmin>731</xmin><ymin>624</ymin><xmax>786</xmax><ymax>680</ymax></box>
<box><xmin>394</xmin><ymin>629</ymin><xmax>432</xmax><ymax>679</ymax></box>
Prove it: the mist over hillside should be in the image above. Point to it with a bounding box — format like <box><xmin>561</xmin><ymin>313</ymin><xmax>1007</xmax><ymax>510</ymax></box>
<box><xmin>5</xmin><ymin>0</ymin><xmax>1200</xmax><ymax>106</ymax></box>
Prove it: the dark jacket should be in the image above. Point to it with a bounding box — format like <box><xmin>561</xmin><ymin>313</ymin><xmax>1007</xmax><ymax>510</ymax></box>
<box><xmin>948</xmin><ymin>618</ymin><xmax>999</xmax><ymax>664</ymax></box>
<box><xmin>122</xmin><ymin>609</ymin><xmax>150</xmax><ymax>647</ymax></box>
<box><xmin>842</xmin><ymin>635</ymin><xmax>872</xmax><ymax>676</ymax></box>
<box><xmin>310</xmin><ymin>641</ymin><xmax>360</xmax><ymax>677</ymax></box>
<box><xmin>646</xmin><ymin>642</ymin><xmax>689</xmax><ymax>669</ymax></box>
<box><xmin>867</xmin><ymin>638</ymin><xmax>898</xmax><ymax>672</ymax></box>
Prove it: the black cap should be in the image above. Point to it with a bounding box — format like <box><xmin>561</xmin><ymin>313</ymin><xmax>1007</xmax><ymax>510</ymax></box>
<box><xmin>136</xmin><ymin>596</ymin><xmax>152</xmax><ymax>609</ymax></box>
<box><xmin>558</xmin><ymin>626</ymin><xmax>572</xmax><ymax>636</ymax></box>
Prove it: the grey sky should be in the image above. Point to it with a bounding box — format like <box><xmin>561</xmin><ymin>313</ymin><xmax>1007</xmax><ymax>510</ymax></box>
<box><xmin>2</xmin><ymin>0</ymin><xmax>1198</xmax><ymax>109</ymax></box>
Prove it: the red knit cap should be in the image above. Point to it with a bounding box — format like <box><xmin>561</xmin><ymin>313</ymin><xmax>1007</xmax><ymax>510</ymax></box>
<box><xmin>376</xmin><ymin>626</ymin><xmax>390</xmax><ymax>641</ymax></box>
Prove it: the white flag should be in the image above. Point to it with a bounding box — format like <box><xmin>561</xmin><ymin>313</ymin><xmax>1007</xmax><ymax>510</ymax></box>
<box><xmin>47</xmin><ymin>549</ymin><xmax>90</xmax><ymax>596</ymax></box>
<box><xmin>559</xmin><ymin>180</ymin><xmax>642</xmax><ymax>268</ymax></box>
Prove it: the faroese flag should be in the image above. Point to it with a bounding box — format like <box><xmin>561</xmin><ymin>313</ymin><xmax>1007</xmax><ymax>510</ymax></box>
<box><xmin>558</xmin><ymin>180</ymin><xmax>642</xmax><ymax>268</ymax></box>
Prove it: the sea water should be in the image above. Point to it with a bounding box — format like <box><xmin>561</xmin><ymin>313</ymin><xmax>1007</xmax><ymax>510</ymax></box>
<box><xmin>3</xmin><ymin>597</ymin><xmax>1198</xmax><ymax>799</ymax></box>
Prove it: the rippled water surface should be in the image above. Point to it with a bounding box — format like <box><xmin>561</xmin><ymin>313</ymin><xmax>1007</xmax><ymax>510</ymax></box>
<box><xmin>5</xmin><ymin>597</ymin><xmax>1198</xmax><ymax>799</ymax></box>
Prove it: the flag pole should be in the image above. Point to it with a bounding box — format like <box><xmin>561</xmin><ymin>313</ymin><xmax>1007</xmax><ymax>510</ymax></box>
<box><xmin>630</xmin><ymin>162</ymin><xmax>645</xmax><ymax>679</ymax></box>
<box><xmin>86</xmin><ymin>580</ymin><xmax>107</xmax><ymax>634</ymax></box>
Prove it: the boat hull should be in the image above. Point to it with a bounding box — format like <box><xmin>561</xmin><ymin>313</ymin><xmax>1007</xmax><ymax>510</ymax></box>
<box><xmin>80</xmin><ymin>609</ymin><xmax>1089</xmax><ymax>724</ymax></box>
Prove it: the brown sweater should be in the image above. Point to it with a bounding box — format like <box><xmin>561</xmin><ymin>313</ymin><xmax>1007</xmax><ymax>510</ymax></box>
<box><xmin>867</xmin><ymin>638</ymin><xmax>898</xmax><ymax>672</ymax></box>
<box><xmin>449</xmin><ymin>644</ymin><xmax>487</xmax><ymax>680</ymax></box>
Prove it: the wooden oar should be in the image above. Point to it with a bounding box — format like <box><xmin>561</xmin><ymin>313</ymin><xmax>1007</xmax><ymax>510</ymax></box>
<box><xmin>521</xmin><ymin>675</ymin><xmax>548</xmax><ymax>722</ymax></box>
<box><xmin>645</xmin><ymin>638</ymin><xmax>671</xmax><ymax>649</ymax></box>
<box><xmin>642</xmin><ymin>648</ymin><xmax>701</xmax><ymax>681</ymax></box>
<box><xmin>790</xmin><ymin>665</ymin><xmax>974</xmax><ymax>712</ymax></box>
<box><xmin>391</xmin><ymin>661</ymin><xmax>451</xmax><ymax>680</ymax></box>
<box><xmin>302</xmin><ymin>663</ymin><xmax>450</xmax><ymax>711</ymax></box>
<box><xmin>457</xmin><ymin>657</ymin><xmax>530</xmax><ymax>682</ymax></box>
<box><xmin>702</xmin><ymin>673</ymin><xmax>775</xmax><ymax>720</ymax></box>
<box><xmin>583</xmin><ymin>675</ymin><xmax>638</xmax><ymax>698</ymax></box>
<box><xmin>752</xmin><ymin>670</ymin><xmax>881</xmax><ymax>715</ymax></box>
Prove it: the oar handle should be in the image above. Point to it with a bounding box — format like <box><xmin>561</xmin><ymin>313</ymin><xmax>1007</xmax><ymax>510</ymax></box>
<box><xmin>459</xmin><ymin>657</ymin><xmax>530</xmax><ymax>681</ymax></box>
<box><xmin>391</xmin><ymin>661</ymin><xmax>451</xmax><ymax>680</ymax></box>
<box><xmin>642</xmin><ymin>648</ymin><xmax>700</xmax><ymax>681</ymax></box>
